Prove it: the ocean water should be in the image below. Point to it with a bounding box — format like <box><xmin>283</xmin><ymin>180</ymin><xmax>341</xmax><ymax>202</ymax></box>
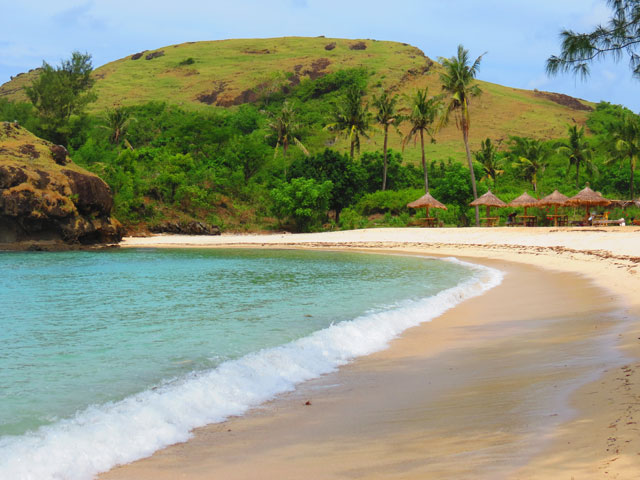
<box><xmin>0</xmin><ymin>248</ymin><xmax>502</xmax><ymax>479</ymax></box>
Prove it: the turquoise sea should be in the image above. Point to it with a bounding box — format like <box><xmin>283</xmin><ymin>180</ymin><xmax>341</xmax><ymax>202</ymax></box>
<box><xmin>0</xmin><ymin>248</ymin><xmax>501</xmax><ymax>479</ymax></box>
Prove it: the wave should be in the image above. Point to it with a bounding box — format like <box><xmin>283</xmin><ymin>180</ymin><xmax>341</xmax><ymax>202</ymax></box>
<box><xmin>0</xmin><ymin>258</ymin><xmax>503</xmax><ymax>480</ymax></box>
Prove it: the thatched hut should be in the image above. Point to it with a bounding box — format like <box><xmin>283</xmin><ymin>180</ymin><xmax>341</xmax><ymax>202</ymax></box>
<box><xmin>508</xmin><ymin>192</ymin><xmax>539</xmax><ymax>216</ymax></box>
<box><xmin>539</xmin><ymin>190</ymin><xmax>569</xmax><ymax>225</ymax></box>
<box><xmin>407</xmin><ymin>192</ymin><xmax>447</xmax><ymax>227</ymax></box>
<box><xmin>566</xmin><ymin>186</ymin><xmax>611</xmax><ymax>220</ymax></box>
<box><xmin>470</xmin><ymin>190</ymin><xmax>507</xmax><ymax>225</ymax></box>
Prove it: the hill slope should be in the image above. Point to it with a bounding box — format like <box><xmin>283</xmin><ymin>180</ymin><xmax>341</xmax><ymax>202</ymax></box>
<box><xmin>0</xmin><ymin>37</ymin><xmax>593</xmax><ymax>163</ymax></box>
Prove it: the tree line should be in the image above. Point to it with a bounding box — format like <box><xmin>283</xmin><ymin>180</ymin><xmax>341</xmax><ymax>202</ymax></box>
<box><xmin>2</xmin><ymin>14</ymin><xmax>640</xmax><ymax>232</ymax></box>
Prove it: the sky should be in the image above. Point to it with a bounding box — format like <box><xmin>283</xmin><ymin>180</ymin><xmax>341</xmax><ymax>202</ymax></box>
<box><xmin>1</xmin><ymin>0</ymin><xmax>638</xmax><ymax>112</ymax></box>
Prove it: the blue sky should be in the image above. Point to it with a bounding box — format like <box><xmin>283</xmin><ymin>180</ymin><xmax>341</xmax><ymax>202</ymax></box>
<box><xmin>2</xmin><ymin>0</ymin><xmax>637</xmax><ymax>111</ymax></box>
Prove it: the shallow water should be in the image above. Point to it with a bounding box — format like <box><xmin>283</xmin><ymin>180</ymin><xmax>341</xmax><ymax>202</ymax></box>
<box><xmin>0</xmin><ymin>248</ymin><xmax>499</xmax><ymax>479</ymax></box>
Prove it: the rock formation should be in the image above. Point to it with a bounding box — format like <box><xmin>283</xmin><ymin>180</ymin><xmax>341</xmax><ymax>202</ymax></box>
<box><xmin>0</xmin><ymin>122</ymin><xmax>123</xmax><ymax>247</ymax></box>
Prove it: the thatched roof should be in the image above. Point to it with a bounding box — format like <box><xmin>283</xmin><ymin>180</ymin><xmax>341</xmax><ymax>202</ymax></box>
<box><xmin>407</xmin><ymin>192</ymin><xmax>447</xmax><ymax>210</ymax></box>
<box><xmin>538</xmin><ymin>190</ymin><xmax>569</xmax><ymax>206</ymax></box>
<box><xmin>566</xmin><ymin>186</ymin><xmax>611</xmax><ymax>207</ymax></box>
<box><xmin>609</xmin><ymin>199</ymin><xmax>640</xmax><ymax>208</ymax></box>
<box><xmin>470</xmin><ymin>190</ymin><xmax>507</xmax><ymax>207</ymax></box>
<box><xmin>508</xmin><ymin>192</ymin><xmax>539</xmax><ymax>208</ymax></box>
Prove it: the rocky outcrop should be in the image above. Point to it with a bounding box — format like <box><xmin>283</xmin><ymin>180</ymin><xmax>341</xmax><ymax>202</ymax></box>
<box><xmin>0</xmin><ymin>122</ymin><xmax>123</xmax><ymax>247</ymax></box>
<box><xmin>149</xmin><ymin>220</ymin><xmax>220</xmax><ymax>235</ymax></box>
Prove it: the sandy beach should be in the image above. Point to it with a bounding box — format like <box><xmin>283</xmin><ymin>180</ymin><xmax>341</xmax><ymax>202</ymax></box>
<box><xmin>102</xmin><ymin>226</ymin><xmax>640</xmax><ymax>479</ymax></box>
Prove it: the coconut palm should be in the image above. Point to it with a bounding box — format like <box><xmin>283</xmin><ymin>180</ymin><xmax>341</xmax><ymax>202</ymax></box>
<box><xmin>402</xmin><ymin>88</ymin><xmax>443</xmax><ymax>193</ymax></box>
<box><xmin>439</xmin><ymin>44</ymin><xmax>486</xmax><ymax>226</ymax></box>
<box><xmin>474</xmin><ymin>138</ymin><xmax>503</xmax><ymax>188</ymax></box>
<box><xmin>104</xmin><ymin>107</ymin><xmax>131</xmax><ymax>145</ymax></box>
<box><xmin>509</xmin><ymin>136</ymin><xmax>550</xmax><ymax>192</ymax></box>
<box><xmin>268</xmin><ymin>101</ymin><xmax>309</xmax><ymax>179</ymax></box>
<box><xmin>555</xmin><ymin>124</ymin><xmax>596</xmax><ymax>188</ymax></box>
<box><xmin>607</xmin><ymin>111</ymin><xmax>640</xmax><ymax>199</ymax></box>
<box><xmin>372</xmin><ymin>91</ymin><xmax>403</xmax><ymax>190</ymax></box>
<box><xmin>325</xmin><ymin>84</ymin><xmax>372</xmax><ymax>159</ymax></box>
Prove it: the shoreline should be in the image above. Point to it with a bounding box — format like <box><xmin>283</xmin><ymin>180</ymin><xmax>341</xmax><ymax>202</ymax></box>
<box><xmin>102</xmin><ymin>228</ymin><xmax>640</xmax><ymax>479</ymax></box>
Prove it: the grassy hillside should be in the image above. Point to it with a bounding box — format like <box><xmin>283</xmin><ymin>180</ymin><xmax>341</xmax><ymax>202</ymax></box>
<box><xmin>0</xmin><ymin>37</ymin><xmax>592</xmax><ymax>165</ymax></box>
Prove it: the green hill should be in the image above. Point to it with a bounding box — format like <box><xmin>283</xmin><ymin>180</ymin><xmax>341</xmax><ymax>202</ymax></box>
<box><xmin>1</xmin><ymin>37</ymin><xmax>593</xmax><ymax>164</ymax></box>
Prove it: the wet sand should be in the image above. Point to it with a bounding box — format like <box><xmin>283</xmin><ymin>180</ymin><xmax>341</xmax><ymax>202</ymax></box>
<box><xmin>102</xmin><ymin>228</ymin><xmax>640</xmax><ymax>479</ymax></box>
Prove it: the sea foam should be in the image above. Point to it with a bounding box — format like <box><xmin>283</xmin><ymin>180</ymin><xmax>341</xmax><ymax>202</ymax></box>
<box><xmin>0</xmin><ymin>258</ymin><xmax>503</xmax><ymax>480</ymax></box>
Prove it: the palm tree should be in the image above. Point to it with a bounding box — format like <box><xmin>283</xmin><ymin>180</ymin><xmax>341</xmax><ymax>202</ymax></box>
<box><xmin>104</xmin><ymin>107</ymin><xmax>131</xmax><ymax>145</ymax></box>
<box><xmin>509</xmin><ymin>136</ymin><xmax>550</xmax><ymax>192</ymax></box>
<box><xmin>555</xmin><ymin>124</ymin><xmax>596</xmax><ymax>188</ymax></box>
<box><xmin>325</xmin><ymin>84</ymin><xmax>371</xmax><ymax>159</ymax></box>
<box><xmin>268</xmin><ymin>101</ymin><xmax>309</xmax><ymax>179</ymax></box>
<box><xmin>607</xmin><ymin>112</ymin><xmax>640</xmax><ymax>199</ymax></box>
<box><xmin>372</xmin><ymin>91</ymin><xmax>403</xmax><ymax>190</ymax></box>
<box><xmin>474</xmin><ymin>138</ymin><xmax>503</xmax><ymax>188</ymax></box>
<box><xmin>439</xmin><ymin>45</ymin><xmax>486</xmax><ymax>226</ymax></box>
<box><xmin>402</xmin><ymin>88</ymin><xmax>443</xmax><ymax>193</ymax></box>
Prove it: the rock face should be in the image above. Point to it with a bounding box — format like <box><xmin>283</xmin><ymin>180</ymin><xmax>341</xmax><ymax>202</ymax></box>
<box><xmin>150</xmin><ymin>220</ymin><xmax>220</xmax><ymax>236</ymax></box>
<box><xmin>0</xmin><ymin>122</ymin><xmax>123</xmax><ymax>246</ymax></box>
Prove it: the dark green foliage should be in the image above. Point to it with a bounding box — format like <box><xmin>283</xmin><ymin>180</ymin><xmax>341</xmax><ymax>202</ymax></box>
<box><xmin>224</xmin><ymin>132</ymin><xmax>271</xmax><ymax>182</ymax></box>
<box><xmin>586</xmin><ymin>102</ymin><xmax>633</xmax><ymax>137</ymax></box>
<box><xmin>372</xmin><ymin>91</ymin><xmax>403</xmax><ymax>190</ymax></box>
<box><xmin>296</xmin><ymin>68</ymin><xmax>368</xmax><ymax>101</ymax></box>
<box><xmin>25</xmin><ymin>51</ymin><xmax>97</xmax><ymax>144</ymax></box>
<box><xmin>403</xmin><ymin>88</ymin><xmax>443</xmax><ymax>192</ymax></box>
<box><xmin>508</xmin><ymin>136</ymin><xmax>551</xmax><ymax>192</ymax></box>
<box><xmin>547</xmin><ymin>1</ymin><xmax>640</xmax><ymax>79</ymax></box>
<box><xmin>359</xmin><ymin>150</ymin><xmax>422</xmax><ymax>192</ymax></box>
<box><xmin>270</xmin><ymin>177</ymin><xmax>333</xmax><ymax>231</ymax></box>
<box><xmin>104</xmin><ymin>107</ymin><xmax>131</xmax><ymax>145</ymax></box>
<box><xmin>289</xmin><ymin>149</ymin><xmax>366</xmax><ymax>221</ymax></box>
<box><xmin>325</xmin><ymin>84</ymin><xmax>372</xmax><ymax>158</ymax></box>
<box><xmin>474</xmin><ymin>138</ymin><xmax>504</xmax><ymax>187</ymax></box>
<box><xmin>0</xmin><ymin>99</ymin><xmax>38</xmax><ymax>131</ymax></box>
<box><xmin>432</xmin><ymin>162</ymin><xmax>477</xmax><ymax>226</ymax></box>
<box><xmin>555</xmin><ymin>125</ymin><xmax>596</xmax><ymax>188</ymax></box>
<box><xmin>355</xmin><ymin>188</ymin><xmax>424</xmax><ymax>215</ymax></box>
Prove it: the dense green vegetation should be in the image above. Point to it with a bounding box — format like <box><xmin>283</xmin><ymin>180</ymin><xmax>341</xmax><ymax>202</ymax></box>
<box><xmin>2</xmin><ymin>49</ymin><xmax>639</xmax><ymax>233</ymax></box>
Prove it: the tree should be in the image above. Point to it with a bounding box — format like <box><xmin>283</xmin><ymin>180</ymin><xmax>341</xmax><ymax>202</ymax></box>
<box><xmin>439</xmin><ymin>45</ymin><xmax>486</xmax><ymax>226</ymax></box>
<box><xmin>433</xmin><ymin>162</ymin><xmax>475</xmax><ymax>226</ymax></box>
<box><xmin>267</xmin><ymin>101</ymin><xmax>309</xmax><ymax>179</ymax></box>
<box><xmin>225</xmin><ymin>132</ymin><xmax>271</xmax><ymax>182</ymax></box>
<box><xmin>325</xmin><ymin>84</ymin><xmax>372</xmax><ymax>159</ymax></box>
<box><xmin>372</xmin><ymin>91</ymin><xmax>403</xmax><ymax>190</ymax></box>
<box><xmin>474</xmin><ymin>138</ymin><xmax>504</xmax><ymax>188</ymax></box>
<box><xmin>289</xmin><ymin>149</ymin><xmax>366</xmax><ymax>223</ymax></box>
<box><xmin>402</xmin><ymin>88</ymin><xmax>443</xmax><ymax>193</ymax></box>
<box><xmin>547</xmin><ymin>0</ymin><xmax>640</xmax><ymax>79</ymax></box>
<box><xmin>270</xmin><ymin>177</ymin><xmax>333</xmax><ymax>232</ymax></box>
<box><xmin>25</xmin><ymin>51</ymin><xmax>97</xmax><ymax>144</ymax></box>
<box><xmin>104</xmin><ymin>107</ymin><xmax>131</xmax><ymax>145</ymax></box>
<box><xmin>509</xmin><ymin>136</ymin><xmax>550</xmax><ymax>192</ymax></box>
<box><xmin>555</xmin><ymin>125</ymin><xmax>596</xmax><ymax>187</ymax></box>
<box><xmin>607</xmin><ymin>111</ymin><xmax>640</xmax><ymax>198</ymax></box>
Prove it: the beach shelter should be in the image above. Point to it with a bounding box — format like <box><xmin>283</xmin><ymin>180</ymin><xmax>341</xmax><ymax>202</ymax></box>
<box><xmin>469</xmin><ymin>190</ymin><xmax>507</xmax><ymax>222</ymax></box>
<box><xmin>539</xmin><ymin>190</ymin><xmax>569</xmax><ymax>214</ymax></box>
<box><xmin>566</xmin><ymin>186</ymin><xmax>611</xmax><ymax>220</ymax></box>
<box><xmin>508</xmin><ymin>192</ymin><xmax>539</xmax><ymax>216</ymax></box>
<box><xmin>407</xmin><ymin>192</ymin><xmax>447</xmax><ymax>217</ymax></box>
<box><xmin>539</xmin><ymin>190</ymin><xmax>569</xmax><ymax>226</ymax></box>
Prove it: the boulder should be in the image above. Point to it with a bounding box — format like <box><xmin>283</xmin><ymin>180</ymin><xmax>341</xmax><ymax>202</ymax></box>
<box><xmin>0</xmin><ymin>122</ymin><xmax>123</xmax><ymax>247</ymax></box>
